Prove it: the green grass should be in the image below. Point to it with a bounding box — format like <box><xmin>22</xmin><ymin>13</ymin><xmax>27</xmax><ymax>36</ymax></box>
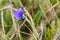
<box><xmin>0</xmin><ymin>0</ymin><xmax>60</xmax><ymax>40</ymax></box>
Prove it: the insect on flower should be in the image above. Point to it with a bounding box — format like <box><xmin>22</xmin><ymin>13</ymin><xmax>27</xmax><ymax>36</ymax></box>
<box><xmin>13</xmin><ymin>8</ymin><xmax>26</xmax><ymax>21</ymax></box>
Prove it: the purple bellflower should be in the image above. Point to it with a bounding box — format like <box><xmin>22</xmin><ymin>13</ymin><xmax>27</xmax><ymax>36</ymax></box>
<box><xmin>13</xmin><ymin>8</ymin><xmax>26</xmax><ymax>21</ymax></box>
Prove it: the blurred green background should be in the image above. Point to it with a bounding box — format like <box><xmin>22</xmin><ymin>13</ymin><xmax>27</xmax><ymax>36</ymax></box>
<box><xmin>0</xmin><ymin>0</ymin><xmax>60</xmax><ymax>40</ymax></box>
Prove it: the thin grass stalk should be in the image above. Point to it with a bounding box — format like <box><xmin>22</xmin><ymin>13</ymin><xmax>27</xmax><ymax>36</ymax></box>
<box><xmin>1</xmin><ymin>10</ymin><xmax>8</xmax><ymax>40</ymax></box>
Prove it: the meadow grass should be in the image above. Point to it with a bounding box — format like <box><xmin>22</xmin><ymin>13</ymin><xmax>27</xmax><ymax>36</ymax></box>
<box><xmin>0</xmin><ymin>0</ymin><xmax>60</xmax><ymax>40</ymax></box>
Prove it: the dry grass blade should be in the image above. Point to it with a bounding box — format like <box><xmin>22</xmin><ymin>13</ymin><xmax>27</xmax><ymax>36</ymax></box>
<box><xmin>47</xmin><ymin>2</ymin><xmax>60</xmax><ymax>13</ymax></box>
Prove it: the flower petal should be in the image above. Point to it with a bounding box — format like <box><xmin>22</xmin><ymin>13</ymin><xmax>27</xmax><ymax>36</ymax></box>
<box><xmin>13</xmin><ymin>8</ymin><xmax>24</xmax><ymax>20</ymax></box>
